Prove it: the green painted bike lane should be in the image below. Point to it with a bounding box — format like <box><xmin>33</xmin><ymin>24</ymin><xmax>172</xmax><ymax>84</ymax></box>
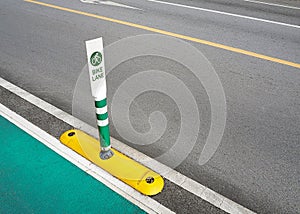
<box><xmin>0</xmin><ymin>115</ymin><xmax>145</xmax><ymax>214</ymax></box>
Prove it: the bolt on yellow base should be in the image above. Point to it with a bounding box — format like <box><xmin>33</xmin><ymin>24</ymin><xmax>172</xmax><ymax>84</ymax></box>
<box><xmin>60</xmin><ymin>129</ymin><xmax>164</xmax><ymax>196</ymax></box>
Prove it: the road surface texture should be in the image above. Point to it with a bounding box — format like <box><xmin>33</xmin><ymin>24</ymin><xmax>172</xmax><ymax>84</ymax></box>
<box><xmin>0</xmin><ymin>0</ymin><xmax>299</xmax><ymax>213</ymax></box>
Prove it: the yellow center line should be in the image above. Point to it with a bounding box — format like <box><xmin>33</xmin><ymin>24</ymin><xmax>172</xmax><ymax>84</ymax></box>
<box><xmin>25</xmin><ymin>0</ymin><xmax>300</xmax><ymax>69</ymax></box>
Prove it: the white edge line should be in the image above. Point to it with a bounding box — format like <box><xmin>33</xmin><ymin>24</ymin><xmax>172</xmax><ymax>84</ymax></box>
<box><xmin>99</xmin><ymin>1</ymin><xmax>143</xmax><ymax>10</ymax></box>
<box><xmin>147</xmin><ymin>0</ymin><xmax>300</xmax><ymax>29</ymax></box>
<box><xmin>0</xmin><ymin>103</ymin><xmax>173</xmax><ymax>214</ymax></box>
<box><xmin>243</xmin><ymin>0</ymin><xmax>300</xmax><ymax>10</ymax></box>
<box><xmin>0</xmin><ymin>76</ymin><xmax>255</xmax><ymax>214</ymax></box>
<box><xmin>80</xmin><ymin>0</ymin><xmax>143</xmax><ymax>10</ymax></box>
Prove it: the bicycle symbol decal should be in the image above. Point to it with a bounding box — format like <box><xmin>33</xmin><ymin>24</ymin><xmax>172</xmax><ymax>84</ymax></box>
<box><xmin>90</xmin><ymin>52</ymin><xmax>102</xmax><ymax>66</ymax></box>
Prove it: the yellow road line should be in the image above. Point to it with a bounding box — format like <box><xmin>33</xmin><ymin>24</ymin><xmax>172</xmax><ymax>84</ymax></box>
<box><xmin>25</xmin><ymin>0</ymin><xmax>300</xmax><ymax>69</ymax></box>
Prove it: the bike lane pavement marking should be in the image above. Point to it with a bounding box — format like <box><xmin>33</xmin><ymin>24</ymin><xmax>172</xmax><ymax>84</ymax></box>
<box><xmin>0</xmin><ymin>102</ymin><xmax>173</xmax><ymax>213</ymax></box>
<box><xmin>0</xmin><ymin>113</ymin><xmax>146</xmax><ymax>213</ymax></box>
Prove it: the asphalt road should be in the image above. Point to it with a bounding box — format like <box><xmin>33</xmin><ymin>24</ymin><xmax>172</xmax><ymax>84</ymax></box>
<box><xmin>0</xmin><ymin>0</ymin><xmax>299</xmax><ymax>213</ymax></box>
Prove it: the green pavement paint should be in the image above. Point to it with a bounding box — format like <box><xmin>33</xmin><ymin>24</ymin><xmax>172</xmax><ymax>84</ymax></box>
<box><xmin>0</xmin><ymin>116</ymin><xmax>145</xmax><ymax>214</ymax></box>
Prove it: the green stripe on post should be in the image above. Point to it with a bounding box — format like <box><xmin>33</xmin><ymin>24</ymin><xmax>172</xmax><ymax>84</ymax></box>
<box><xmin>95</xmin><ymin>99</ymin><xmax>107</xmax><ymax>108</ymax></box>
<box><xmin>98</xmin><ymin>125</ymin><xmax>110</xmax><ymax>148</ymax></box>
<box><xmin>96</xmin><ymin>112</ymin><xmax>108</xmax><ymax>120</ymax></box>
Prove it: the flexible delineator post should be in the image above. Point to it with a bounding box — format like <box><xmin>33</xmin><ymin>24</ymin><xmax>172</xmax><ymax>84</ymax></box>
<box><xmin>95</xmin><ymin>98</ymin><xmax>110</xmax><ymax>148</ymax></box>
<box><xmin>86</xmin><ymin>37</ymin><xmax>113</xmax><ymax>160</ymax></box>
<box><xmin>95</xmin><ymin>97</ymin><xmax>113</xmax><ymax>159</ymax></box>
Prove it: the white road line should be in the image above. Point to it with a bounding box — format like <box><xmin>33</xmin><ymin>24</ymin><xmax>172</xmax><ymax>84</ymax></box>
<box><xmin>0</xmin><ymin>104</ymin><xmax>172</xmax><ymax>214</ymax></box>
<box><xmin>243</xmin><ymin>0</ymin><xmax>300</xmax><ymax>10</ymax></box>
<box><xmin>80</xmin><ymin>0</ymin><xmax>142</xmax><ymax>10</ymax></box>
<box><xmin>147</xmin><ymin>0</ymin><xmax>300</xmax><ymax>29</ymax></box>
<box><xmin>0</xmin><ymin>76</ymin><xmax>255</xmax><ymax>214</ymax></box>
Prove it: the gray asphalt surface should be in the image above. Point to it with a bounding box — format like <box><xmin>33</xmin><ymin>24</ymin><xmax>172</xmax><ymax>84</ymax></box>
<box><xmin>0</xmin><ymin>85</ymin><xmax>227</xmax><ymax>214</ymax></box>
<box><xmin>1</xmin><ymin>0</ymin><xmax>299</xmax><ymax>213</ymax></box>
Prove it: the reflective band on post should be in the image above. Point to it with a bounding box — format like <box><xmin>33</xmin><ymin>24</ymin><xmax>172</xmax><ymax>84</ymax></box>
<box><xmin>101</xmin><ymin>145</ymin><xmax>111</xmax><ymax>151</ymax></box>
<box><xmin>96</xmin><ymin>106</ymin><xmax>107</xmax><ymax>114</ymax></box>
<box><xmin>97</xmin><ymin>118</ymin><xmax>109</xmax><ymax>127</ymax></box>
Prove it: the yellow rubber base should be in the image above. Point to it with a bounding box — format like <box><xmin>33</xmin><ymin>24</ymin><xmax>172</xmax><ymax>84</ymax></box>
<box><xmin>60</xmin><ymin>129</ymin><xmax>164</xmax><ymax>196</ymax></box>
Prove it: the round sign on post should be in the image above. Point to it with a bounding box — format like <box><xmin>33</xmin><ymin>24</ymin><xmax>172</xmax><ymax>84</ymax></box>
<box><xmin>90</xmin><ymin>52</ymin><xmax>102</xmax><ymax>66</ymax></box>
